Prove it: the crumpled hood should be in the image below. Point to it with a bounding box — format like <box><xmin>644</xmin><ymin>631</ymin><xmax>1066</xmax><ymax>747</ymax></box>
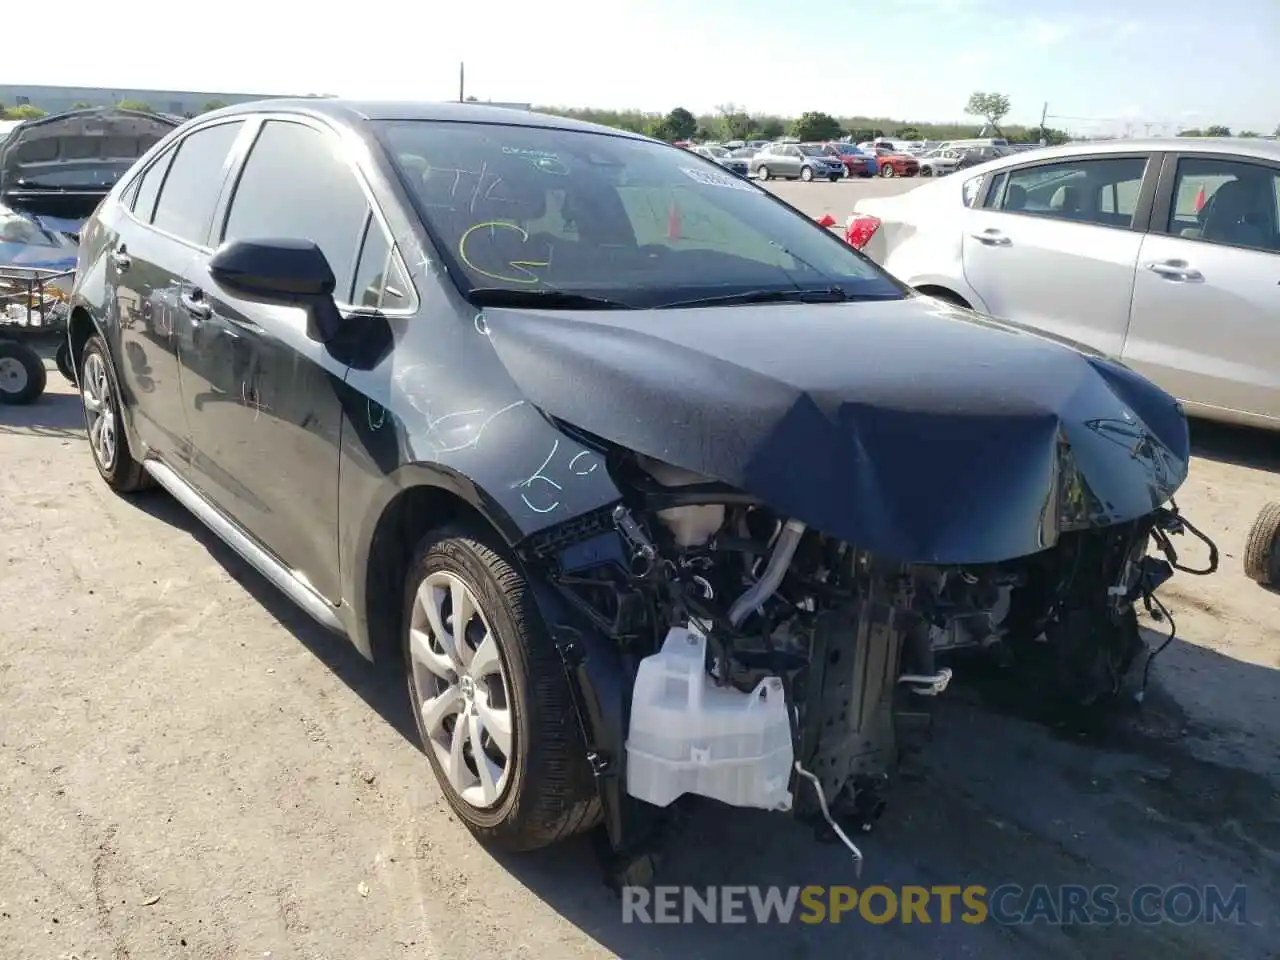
<box><xmin>482</xmin><ymin>297</ymin><xmax>1190</xmax><ymax>565</ymax></box>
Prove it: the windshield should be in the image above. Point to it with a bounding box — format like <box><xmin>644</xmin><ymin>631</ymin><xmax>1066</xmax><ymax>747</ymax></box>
<box><xmin>835</xmin><ymin>145</ymin><xmax>862</xmax><ymax>155</ymax></box>
<box><xmin>703</xmin><ymin>145</ymin><xmax>729</xmax><ymax>158</ymax></box>
<box><xmin>0</xmin><ymin>204</ymin><xmax>71</xmax><ymax>247</ymax></box>
<box><xmin>376</xmin><ymin>120</ymin><xmax>903</xmax><ymax>308</ymax></box>
<box><xmin>798</xmin><ymin>145</ymin><xmax>826</xmax><ymax>157</ymax></box>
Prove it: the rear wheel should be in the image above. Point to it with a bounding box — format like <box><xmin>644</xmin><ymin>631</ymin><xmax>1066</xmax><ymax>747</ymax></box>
<box><xmin>55</xmin><ymin>341</ymin><xmax>76</xmax><ymax>383</ymax></box>
<box><xmin>0</xmin><ymin>340</ymin><xmax>46</xmax><ymax>405</ymax></box>
<box><xmin>80</xmin><ymin>335</ymin><xmax>151</xmax><ymax>492</ymax></box>
<box><xmin>920</xmin><ymin>166</ymin><xmax>934</xmax><ymax>177</ymax></box>
<box><xmin>403</xmin><ymin>526</ymin><xmax>600</xmax><ymax>851</ymax></box>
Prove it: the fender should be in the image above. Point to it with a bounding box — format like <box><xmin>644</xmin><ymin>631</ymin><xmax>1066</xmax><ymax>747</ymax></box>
<box><xmin>339</xmin><ymin>458</ymin><xmax>527</xmax><ymax>659</ymax></box>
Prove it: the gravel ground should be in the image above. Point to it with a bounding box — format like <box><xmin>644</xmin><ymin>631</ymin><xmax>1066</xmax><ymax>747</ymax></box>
<box><xmin>1</xmin><ymin>195</ymin><xmax>1277</xmax><ymax>958</ymax></box>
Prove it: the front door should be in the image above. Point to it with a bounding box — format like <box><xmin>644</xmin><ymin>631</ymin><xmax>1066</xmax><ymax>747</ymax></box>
<box><xmin>1124</xmin><ymin>153</ymin><xmax>1280</xmax><ymax>423</ymax></box>
<box><xmin>961</xmin><ymin>153</ymin><xmax>1154</xmax><ymax>357</ymax></box>
<box><xmin>179</xmin><ymin>117</ymin><xmax>383</xmax><ymax>604</ymax></box>
<box><xmin>107</xmin><ymin>119</ymin><xmax>248</xmax><ymax>462</ymax></box>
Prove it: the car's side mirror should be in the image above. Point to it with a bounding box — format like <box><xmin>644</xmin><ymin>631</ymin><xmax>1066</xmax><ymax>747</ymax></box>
<box><xmin>208</xmin><ymin>237</ymin><xmax>343</xmax><ymax>343</ymax></box>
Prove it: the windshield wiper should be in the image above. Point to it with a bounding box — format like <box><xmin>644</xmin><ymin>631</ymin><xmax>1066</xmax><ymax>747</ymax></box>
<box><xmin>467</xmin><ymin>287</ymin><xmax>634</xmax><ymax>310</ymax></box>
<box><xmin>656</xmin><ymin>287</ymin><xmax>856</xmax><ymax>309</ymax></box>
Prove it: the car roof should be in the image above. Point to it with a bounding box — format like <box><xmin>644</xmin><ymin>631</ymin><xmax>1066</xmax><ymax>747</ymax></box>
<box><xmin>991</xmin><ymin>137</ymin><xmax>1280</xmax><ymax>164</ymax></box>
<box><xmin>204</xmin><ymin>98</ymin><xmax>651</xmax><ymax>141</ymax></box>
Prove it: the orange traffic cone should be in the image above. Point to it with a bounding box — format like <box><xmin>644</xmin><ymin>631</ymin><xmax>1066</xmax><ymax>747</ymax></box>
<box><xmin>667</xmin><ymin>200</ymin><xmax>682</xmax><ymax>240</ymax></box>
<box><xmin>1193</xmin><ymin>183</ymin><xmax>1207</xmax><ymax>212</ymax></box>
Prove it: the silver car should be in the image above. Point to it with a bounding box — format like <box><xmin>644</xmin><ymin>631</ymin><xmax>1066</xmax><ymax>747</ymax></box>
<box><xmin>749</xmin><ymin>142</ymin><xmax>845</xmax><ymax>182</ymax></box>
<box><xmin>847</xmin><ymin>138</ymin><xmax>1280</xmax><ymax>429</ymax></box>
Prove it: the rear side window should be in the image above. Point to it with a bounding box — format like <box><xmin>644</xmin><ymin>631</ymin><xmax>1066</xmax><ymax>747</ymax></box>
<box><xmin>985</xmin><ymin>157</ymin><xmax>1148</xmax><ymax>229</ymax></box>
<box><xmin>221</xmin><ymin>120</ymin><xmax>370</xmax><ymax>302</ymax></box>
<box><xmin>151</xmin><ymin>121</ymin><xmax>245</xmax><ymax>244</ymax></box>
<box><xmin>131</xmin><ymin>148</ymin><xmax>175</xmax><ymax>224</ymax></box>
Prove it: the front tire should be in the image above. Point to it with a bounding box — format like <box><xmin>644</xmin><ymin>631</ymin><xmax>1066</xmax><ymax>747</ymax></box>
<box><xmin>800</xmin><ymin>166</ymin><xmax>814</xmax><ymax>182</ymax></box>
<box><xmin>756</xmin><ymin>164</ymin><xmax>771</xmax><ymax>181</ymax></box>
<box><xmin>0</xmin><ymin>340</ymin><xmax>46</xmax><ymax>405</ymax></box>
<box><xmin>403</xmin><ymin>526</ymin><xmax>600</xmax><ymax>852</ymax></box>
<box><xmin>80</xmin><ymin>335</ymin><xmax>151</xmax><ymax>492</ymax></box>
<box><xmin>55</xmin><ymin>341</ymin><xmax>76</xmax><ymax>382</ymax></box>
<box><xmin>880</xmin><ymin>164</ymin><xmax>896</xmax><ymax>178</ymax></box>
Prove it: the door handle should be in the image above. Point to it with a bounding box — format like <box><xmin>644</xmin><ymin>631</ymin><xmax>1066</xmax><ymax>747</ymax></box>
<box><xmin>1145</xmin><ymin>260</ymin><xmax>1203</xmax><ymax>282</ymax></box>
<box><xmin>969</xmin><ymin>230</ymin><xmax>1011</xmax><ymax>246</ymax></box>
<box><xmin>180</xmin><ymin>291</ymin><xmax>212</xmax><ymax>321</ymax></box>
<box><xmin>110</xmin><ymin>245</ymin><xmax>131</xmax><ymax>270</ymax></box>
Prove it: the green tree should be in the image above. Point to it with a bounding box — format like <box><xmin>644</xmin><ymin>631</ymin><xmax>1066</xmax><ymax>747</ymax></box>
<box><xmin>965</xmin><ymin>91</ymin><xmax>1011</xmax><ymax>130</ymax></box>
<box><xmin>117</xmin><ymin>100</ymin><xmax>153</xmax><ymax>112</ymax></box>
<box><xmin>202</xmin><ymin>99</ymin><xmax>229</xmax><ymax>113</ymax></box>
<box><xmin>71</xmin><ymin>100</ymin><xmax>94</xmax><ymax>109</ymax></box>
<box><xmin>1204</xmin><ymin>124</ymin><xmax>1232</xmax><ymax>137</ymax></box>
<box><xmin>712</xmin><ymin>103</ymin><xmax>754</xmax><ymax>141</ymax></box>
<box><xmin>791</xmin><ymin>111</ymin><xmax>842</xmax><ymax>142</ymax></box>
<box><xmin>1177</xmin><ymin>128</ymin><xmax>1203</xmax><ymax>137</ymax></box>
<box><xmin>664</xmin><ymin>107</ymin><xmax>697</xmax><ymax>141</ymax></box>
<box><xmin>1237</xmin><ymin>129</ymin><xmax>1260</xmax><ymax>138</ymax></box>
<box><xmin>893</xmin><ymin>126</ymin><xmax>922</xmax><ymax>140</ymax></box>
<box><xmin>754</xmin><ymin>115</ymin><xmax>786</xmax><ymax>140</ymax></box>
<box><xmin>6</xmin><ymin>104</ymin><xmax>47</xmax><ymax>120</ymax></box>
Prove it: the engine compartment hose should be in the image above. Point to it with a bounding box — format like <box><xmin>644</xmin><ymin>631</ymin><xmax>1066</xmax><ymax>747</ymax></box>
<box><xmin>728</xmin><ymin>519</ymin><xmax>807</xmax><ymax>627</ymax></box>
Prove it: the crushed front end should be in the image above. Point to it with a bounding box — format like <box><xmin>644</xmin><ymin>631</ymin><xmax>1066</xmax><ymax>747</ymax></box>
<box><xmin>519</xmin><ymin>450</ymin><xmax>1218</xmax><ymax>879</ymax></box>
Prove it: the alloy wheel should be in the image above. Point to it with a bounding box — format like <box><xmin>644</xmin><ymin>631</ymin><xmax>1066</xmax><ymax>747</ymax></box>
<box><xmin>408</xmin><ymin>570</ymin><xmax>514</xmax><ymax>809</ymax></box>
<box><xmin>81</xmin><ymin>351</ymin><xmax>118</xmax><ymax>472</ymax></box>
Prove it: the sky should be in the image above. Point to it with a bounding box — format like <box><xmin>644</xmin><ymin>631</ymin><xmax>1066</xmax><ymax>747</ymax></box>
<box><xmin>11</xmin><ymin>0</ymin><xmax>1277</xmax><ymax>135</ymax></box>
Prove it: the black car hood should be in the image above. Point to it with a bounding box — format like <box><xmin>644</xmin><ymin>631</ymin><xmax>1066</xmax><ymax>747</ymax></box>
<box><xmin>481</xmin><ymin>297</ymin><xmax>1190</xmax><ymax>565</ymax></box>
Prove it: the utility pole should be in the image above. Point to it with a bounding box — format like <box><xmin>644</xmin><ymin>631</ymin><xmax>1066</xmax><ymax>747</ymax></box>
<box><xmin>1039</xmin><ymin>101</ymin><xmax>1048</xmax><ymax>144</ymax></box>
<box><xmin>459</xmin><ymin>63</ymin><xmax>465</xmax><ymax>103</ymax></box>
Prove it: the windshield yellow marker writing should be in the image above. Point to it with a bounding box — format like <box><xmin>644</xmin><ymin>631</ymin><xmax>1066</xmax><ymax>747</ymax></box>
<box><xmin>458</xmin><ymin>221</ymin><xmax>549</xmax><ymax>285</ymax></box>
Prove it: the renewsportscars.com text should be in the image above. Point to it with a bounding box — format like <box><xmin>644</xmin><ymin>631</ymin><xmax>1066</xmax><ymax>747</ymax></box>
<box><xmin>621</xmin><ymin>884</ymin><xmax>1249</xmax><ymax>926</ymax></box>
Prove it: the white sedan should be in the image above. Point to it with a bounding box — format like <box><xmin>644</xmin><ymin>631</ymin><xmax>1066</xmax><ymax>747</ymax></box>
<box><xmin>844</xmin><ymin>138</ymin><xmax>1280</xmax><ymax>430</ymax></box>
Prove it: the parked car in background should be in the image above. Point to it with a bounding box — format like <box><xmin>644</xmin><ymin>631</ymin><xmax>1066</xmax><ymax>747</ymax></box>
<box><xmin>822</xmin><ymin>142</ymin><xmax>877</xmax><ymax>177</ymax></box>
<box><xmin>916</xmin><ymin>148</ymin><xmax>963</xmax><ymax>177</ymax></box>
<box><xmin>749</xmin><ymin>142</ymin><xmax>844</xmax><ymax>181</ymax></box>
<box><xmin>844</xmin><ymin>137</ymin><xmax>1280</xmax><ymax>428</ymax></box>
<box><xmin>692</xmin><ymin>143</ymin><xmax>750</xmax><ymax>178</ymax></box>
<box><xmin>0</xmin><ymin>107</ymin><xmax>180</xmax><ymax>239</ymax></box>
<box><xmin>861</xmin><ymin>145</ymin><xmax>920</xmax><ymax>178</ymax></box>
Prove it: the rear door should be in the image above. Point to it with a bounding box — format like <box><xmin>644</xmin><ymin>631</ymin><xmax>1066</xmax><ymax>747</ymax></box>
<box><xmin>960</xmin><ymin>152</ymin><xmax>1158</xmax><ymax>356</ymax></box>
<box><xmin>179</xmin><ymin>116</ymin><xmax>412</xmax><ymax>603</ymax></box>
<box><xmin>108</xmin><ymin>119</ymin><xmax>247</xmax><ymax>462</ymax></box>
<box><xmin>1124</xmin><ymin>152</ymin><xmax>1280</xmax><ymax>423</ymax></box>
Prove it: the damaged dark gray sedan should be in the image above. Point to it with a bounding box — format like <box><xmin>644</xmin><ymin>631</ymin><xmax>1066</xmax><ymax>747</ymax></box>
<box><xmin>67</xmin><ymin>100</ymin><xmax>1217</xmax><ymax>881</ymax></box>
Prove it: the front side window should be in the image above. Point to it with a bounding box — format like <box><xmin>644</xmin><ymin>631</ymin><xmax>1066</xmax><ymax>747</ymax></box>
<box><xmin>151</xmin><ymin>121</ymin><xmax>245</xmax><ymax>245</ymax></box>
<box><xmin>985</xmin><ymin>157</ymin><xmax>1149</xmax><ymax>229</ymax></box>
<box><xmin>351</xmin><ymin>214</ymin><xmax>413</xmax><ymax>310</ymax></box>
<box><xmin>375</xmin><ymin>120</ymin><xmax>904</xmax><ymax>308</ymax></box>
<box><xmin>220</xmin><ymin>120</ymin><xmax>371</xmax><ymax>301</ymax></box>
<box><xmin>1163</xmin><ymin>156</ymin><xmax>1279</xmax><ymax>253</ymax></box>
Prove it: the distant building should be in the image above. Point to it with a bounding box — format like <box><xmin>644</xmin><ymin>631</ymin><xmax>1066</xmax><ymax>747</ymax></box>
<box><xmin>0</xmin><ymin>84</ymin><xmax>296</xmax><ymax>118</ymax></box>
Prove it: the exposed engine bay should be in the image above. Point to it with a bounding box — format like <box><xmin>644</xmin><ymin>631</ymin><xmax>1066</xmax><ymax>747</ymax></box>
<box><xmin>527</xmin><ymin>449</ymin><xmax>1218</xmax><ymax>870</ymax></box>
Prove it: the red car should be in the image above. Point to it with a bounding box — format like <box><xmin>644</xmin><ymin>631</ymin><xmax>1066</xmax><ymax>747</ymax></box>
<box><xmin>868</xmin><ymin>147</ymin><xmax>919</xmax><ymax>178</ymax></box>
<box><xmin>821</xmin><ymin>142</ymin><xmax>876</xmax><ymax>177</ymax></box>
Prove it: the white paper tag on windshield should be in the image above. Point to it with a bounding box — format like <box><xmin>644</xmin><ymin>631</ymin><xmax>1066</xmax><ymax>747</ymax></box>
<box><xmin>679</xmin><ymin>166</ymin><xmax>756</xmax><ymax>191</ymax></box>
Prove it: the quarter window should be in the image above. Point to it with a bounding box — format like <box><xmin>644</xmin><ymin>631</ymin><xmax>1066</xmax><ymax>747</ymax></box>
<box><xmin>1164</xmin><ymin>157</ymin><xmax>1279</xmax><ymax>253</ymax></box>
<box><xmin>221</xmin><ymin>120</ymin><xmax>370</xmax><ymax>302</ymax></box>
<box><xmin>350</xmin><ymin>214</ymin><xmax>412</xmax><ymax>310</ymax></box>
<box><xmin>131</xmin><ymin>148</ymin><xmax>175</xmax><ymax>223</ymax></box>
<box><xmin>150</xmin><ymin>121</ymin><xmax>245</xmax><ymax>244</ymax></box>
<box><xmin>985</xmin><ymin>157</ymin><xmax>1149</xmax><ymax>229</ymax></box>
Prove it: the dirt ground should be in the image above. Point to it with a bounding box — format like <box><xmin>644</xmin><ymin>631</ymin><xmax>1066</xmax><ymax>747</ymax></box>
<box><xmin>2</xmin><ymin>351</ymin><xmax>1278</xmax><ymax>960</ymax></box>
